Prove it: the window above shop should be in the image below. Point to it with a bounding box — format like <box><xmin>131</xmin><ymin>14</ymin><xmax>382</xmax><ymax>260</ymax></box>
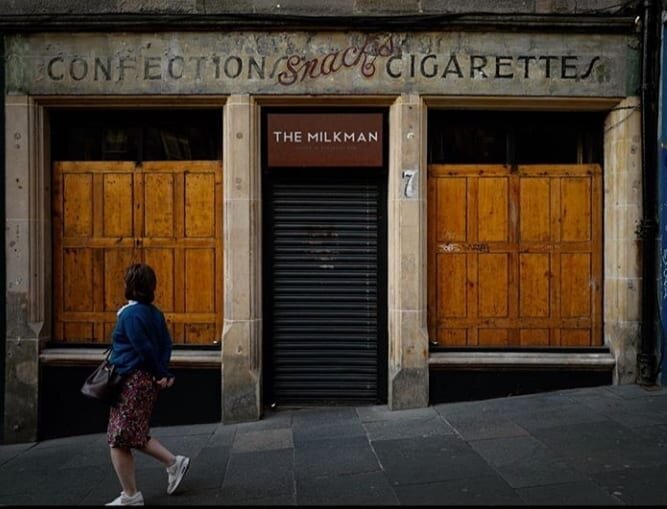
<box><xmin>51</xmin><ymin>109</ymin><xmax>222</xmax><ymax>161</ymax></box>
<box><xmin>428</xmin><ymin>110</ymin><xmax>604</xmax><ymax>165</ymax></box>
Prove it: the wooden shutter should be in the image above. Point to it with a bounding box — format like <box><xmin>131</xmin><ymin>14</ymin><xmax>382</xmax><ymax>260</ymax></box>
<box><xmin>53</xmin><ymin>161</ymin><xmax>223</xmax><ymax>345</ymax></box>
<box><xmin>428</xmin><ymin>164</ymin><xmax>602</xmax><ymax>348</ymax></box>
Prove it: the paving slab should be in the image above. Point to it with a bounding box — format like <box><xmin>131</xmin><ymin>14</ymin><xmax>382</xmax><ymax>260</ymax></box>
<box><xmin>363</xmin><ymin>414</ymin><xmax>455</xmax><ymax>441</ymax></box>
<box><xmin>221</xmin><ymin>448</ymin><xmax>295</xmax><ymax>504</ymax></box>
<box><xmin>294</xmin><ymin>435</ymin><xmax>380</xmax><ymax>479</ymax></box>
<box><xmin>517</xmin><ymin>480</ymin><xmax>625</xmax><ymax>505</ymax></box>
<box><xmin>296</xmin><ymin>471</ymin><xmax>400</xmax><ymax>505</ymax></box>
<box><xmin>0</xmin><ymin>384</ymin><xmax>665</xmax><ymax>506</ymax></box>
<box><xmin>469</xmin><ymin>435</ymin><xmax>588</xmax><ymax>488</ymax></box>
<box><xmin>591</xmin><ymin>465</ymin><xmax>667</xmax><ymax>505</ymax></box>
<box><xmin>372</xmin><ymin>435</ymin><xmax>496</xmax><ymax>486</ymax></box>
<box><xmin>393</xmin><ymin>475</ymin><xmax>525</xmax><ymax>506</ymax></box>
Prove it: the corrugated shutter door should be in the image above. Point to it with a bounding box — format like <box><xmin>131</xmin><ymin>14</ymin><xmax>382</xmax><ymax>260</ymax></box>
<box><xmin>268</xmin><ymin>177</ymin><xmax>380</xmax><ymax>403</ymax></box>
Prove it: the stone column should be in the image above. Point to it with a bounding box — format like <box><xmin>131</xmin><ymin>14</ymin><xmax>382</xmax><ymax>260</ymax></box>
<box><xmin>222</xmin><ymin>95</ymin><xmax>262</xmax><ymax>422</ymax></box>
<box><xmin>387</xmin><ymin>94</ymin><xmax>429</xmax><ymax>409</ymax></box>
<box><xmin>603</xmin><ymin>96</ymin><xmax>642</xmax><ymax>384</ymax></box>
<box><xmin>4</xmin><ymin>96</ymin><xmax>49</xmax><ymax>443</ymax></box>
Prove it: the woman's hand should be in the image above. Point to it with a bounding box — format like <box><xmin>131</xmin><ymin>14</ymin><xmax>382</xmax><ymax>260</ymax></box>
<box><xmin>156</xmin><ymin>376</ymin><xmax>175</xmax><ymax>389</ymax></box>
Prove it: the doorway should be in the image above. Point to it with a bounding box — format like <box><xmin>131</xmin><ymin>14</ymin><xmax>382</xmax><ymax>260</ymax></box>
<box><xmin>262</xmin><ymin>109</ymin><xmax>388</xmax><ymax>405</ymax></box>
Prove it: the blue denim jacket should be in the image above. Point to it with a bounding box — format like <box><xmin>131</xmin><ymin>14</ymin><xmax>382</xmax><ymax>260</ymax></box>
<box><xmin>109</xmin><ymin>301</ymin><xmax>173</xmax><ymax>378</ymax></box>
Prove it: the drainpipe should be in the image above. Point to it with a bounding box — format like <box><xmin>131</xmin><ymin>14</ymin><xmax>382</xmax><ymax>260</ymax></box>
<box><xmin>638</xmin><ymin>0</ymin><xmax>660</xmax><ymax>387</ymax></box>
<box><xmin>0</xmin><ymin>34</ymin><xmax>5</xmax><ymax>442</ymax></box>
<box><xmin>660</xmin><ymin>11</ymin><xmax>667</xmax><ymax>386</ymax></box>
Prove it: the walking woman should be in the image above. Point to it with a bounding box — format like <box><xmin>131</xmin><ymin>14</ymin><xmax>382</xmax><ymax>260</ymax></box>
<box><xmin>105</xmin><ymin>263</ymin><xmax>190</xmax><ymax>506</ymax></box>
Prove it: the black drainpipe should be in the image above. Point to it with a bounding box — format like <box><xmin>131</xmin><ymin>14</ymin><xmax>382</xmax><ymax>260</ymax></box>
<box><xmin>0</xmin><ymin>34</ymin><xmax>6</xmax><ymax>442</ymax></box>
<box><xmin>638</xmin><ymin>0</ymin><xmax>660</xmax><ymax>387</ymax></box>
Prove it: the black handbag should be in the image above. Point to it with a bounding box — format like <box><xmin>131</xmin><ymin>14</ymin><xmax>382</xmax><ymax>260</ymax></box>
<box><xmin>81</xmin><ymin>349</ymin><xmax>125</xmax><ymax>405</ymax></box>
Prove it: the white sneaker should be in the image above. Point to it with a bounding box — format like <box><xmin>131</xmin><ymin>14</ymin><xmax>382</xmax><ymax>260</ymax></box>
<box><xmin>105</xmin><ymin>491</ymin><xmax>144</xmax><ymax>506</ymax></box>
<box><xmin>166</xmin><ymin>455</ymin><xmax>190</xmax><ymax>494</ymax></box>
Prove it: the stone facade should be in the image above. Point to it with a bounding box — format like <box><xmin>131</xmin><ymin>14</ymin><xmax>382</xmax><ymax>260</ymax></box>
<box><xmin>1</xmin><ymin>4</ymin><xmax>645</xmax><ymax>443</ymax></box>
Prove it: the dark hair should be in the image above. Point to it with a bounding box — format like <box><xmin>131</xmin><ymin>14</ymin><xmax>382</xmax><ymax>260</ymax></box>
<box><xmin>124</xmin><ymin>263</ymin><xmax>157</xmax><ymax>303</ymax></box>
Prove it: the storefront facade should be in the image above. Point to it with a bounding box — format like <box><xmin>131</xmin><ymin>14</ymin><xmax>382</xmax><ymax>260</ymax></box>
<box><xmin>2</xmin><ymin>3</ymin><xmax>651</xmax><ymax>443</ymax></box>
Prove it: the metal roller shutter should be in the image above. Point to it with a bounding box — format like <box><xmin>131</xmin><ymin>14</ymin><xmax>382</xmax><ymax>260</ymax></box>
<box><xmin>267</xmin><ymin>176</ymin><xmax>381</xmax><ymax>403</ymax></box>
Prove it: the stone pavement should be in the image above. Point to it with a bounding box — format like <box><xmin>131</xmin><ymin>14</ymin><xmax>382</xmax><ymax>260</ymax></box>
<box><xmin>1</xmin><ymin>383</ymin><xmax>666</xmax><ymax>506</ymax></box>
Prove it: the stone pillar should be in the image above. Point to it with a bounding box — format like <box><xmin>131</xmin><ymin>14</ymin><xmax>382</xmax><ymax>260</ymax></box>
<box><xmin>4</xmin><ymin>96</ymin><xmax>49</xmax><ymax>443</ymax></box>
<box><xmin>603</xmin><ymin>96</ymin><xmax>642</xmax><ymax>384</ymax></box>
<box><xmin>387</xmin><ymin>94</ymin><xmax>429</xmax><ymax>409</ymax></box>
<box><xmin>222</xmin><ymin>95</ymin><xmax>262</xmax><ymax>422</ymax></box>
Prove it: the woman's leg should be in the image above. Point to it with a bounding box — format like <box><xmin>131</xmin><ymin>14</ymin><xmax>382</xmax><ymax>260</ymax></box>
<box><xmin>109</xmin><ymin>446</ymin><xmax>138</xmax><ymax>496</ymax></box>
<box><xmin>138</xmin><ymin>437</ymin><xmax>176</xmax><ymax>468</ymax></box>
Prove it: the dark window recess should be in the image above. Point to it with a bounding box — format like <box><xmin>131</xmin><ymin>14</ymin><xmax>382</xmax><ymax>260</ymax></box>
<box><xmin>428</xmin><ymin>111</ymin><xmax>604</xmax><ymax>165</ymax></box>
<box><xmin>51</xmin><ymin>109</ymin><xmax>222</xmax><ymax>161</ymax></box>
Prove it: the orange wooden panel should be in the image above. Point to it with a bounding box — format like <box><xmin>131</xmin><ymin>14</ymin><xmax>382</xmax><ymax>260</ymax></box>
<box><xmin>519</xmin><ymin>253</ymin><xmax>550</xmax><ymax>317</ymax></box>
<box><xmin>436</xmin><ymin>178</ymin><xmax>467</xmax><ymax>242</ymax></box>
<box><xmin>63</xmin><ymin>174</ymin><xmax>93</xmax><ymax>237</ymax></box>
<box><xmin>519</xmin><ymin>329</ymin><xmax>550</xmax><ymax>346</ymax></box>
<box><xmin>560</xmin><ymin>253</ymin><xmax>591</xmax><ymax>318</ymax></box>
<box><xmin>520</xmin><ymin>178</ymin><xmax>550</xmax><ymax>242</ymax></box>
<box><xmin>104</xmin><ymin>248</ymin><xmax>138</xmax><ymax>312</ymax></box>
<box><xmin>144</xmin><ymin>248</ymin><xmax>175</xmax><ymax>312</ymax></box>
<box><xmin>561</xmin><ymin>329</ymin><xmax>591</xmax><ymax>346</ymax></box>
<box><xmin>63</xmin><ymin>248</ymin><xmax>93</xmax><ymax>312</ymax></box>
<box><xmin>561</xmin><ymin>178</ymin><xmax>591</xmax><ymax>242</ymax></box>
<box><xmin>185</xmin><ymin>323</ymin><xmax>217</xmax><ymax>345</ymax></box>
<box><xmin>185</xmin><ymin>172</ymin><xmax>215</xmax><ymax>238</ymax></box>
<box><xmin>104</xmin><ymin>322</ymin><xmax>117</xmax><ymax>342</ymax></box>
<box><xmin>185</xmin><ymin>249</ymin><xmax>215</xmax><ymax>312</ymax></box>
<box><xmin>477</xmin><ymin>177</ymin><xmax>508</xmax><ymax>242</ymax></box>
<box><xmin>144</xmin><ymin>173</ymin><xmax>175</xmax><ymax>237</ymax></box>
<box><xmin>436</xmin><ymin>328</ymin><xmax>467</xmax><ymax>346</ymax></box>
<box><xmin>478</xmin><ymin>253</ymin><xmax>508</xmax><ymax>317</ymax></box>
<box><xmin>54</xmin><ymin>161</ymin><xmax>223</xmax><ymax>344</ymax></box>
<box><xmin>427</xmin><ymin>164</ymin><xmax>601</xmax><ymax>350</ymax></box>
<box><xmin>437</xmin><ymin>253</ymin><xmax>467</xmax><ymax>318</ymax></box>
<box><xmin>64</xmin><ymin>322</ymin><xmax>94</xmax><ymax>342</ymax></box>
<box><xmin>103</xmin><ymin>173</ymin><xmax>134</xmax><ymax>237</ymax></box>
<box><xmin>478</xmin><ymin>328</ymin><xmax>509</xmax><ymax>346</ymax></box>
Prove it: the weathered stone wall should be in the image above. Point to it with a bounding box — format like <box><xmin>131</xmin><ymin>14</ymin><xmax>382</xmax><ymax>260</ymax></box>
<box><xmin>1</xmin><ymin>0</ymin><xmax>628</xmax><ymax>16</ymax></box>
<box><xmin>5</xmin><ymin>31</ymin><xmax>635</xmax><ymax>97</ymax></box>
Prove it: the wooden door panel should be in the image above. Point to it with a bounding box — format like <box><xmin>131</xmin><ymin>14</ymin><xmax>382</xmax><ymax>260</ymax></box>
<box><xmin>185</xmin><ymin>323</ymin><xmax>217</xmax><ymax>345</ymax></box>
<box><xmin>185</xmin><ymin>248</ymin><xmax>215</xmax><ymax>313</ymax></box>
<box><xmin>561</xmin><ymin>329</ymin><xmax>591</xmax><ymax>346</ymax></box>
<box><xmin>436</xmin><ymin>178</ymin><xmax>467</xmax><ymax>241</ymax></box>
<box><xmin>144</xmin><ymin>174</ymin><xmax>175</xmax><ymax>237</ymax></box>
<box><xmin>63</xmin><ymin>174</ymin><xmax>93</xmax><ymax>237</ymax></box>
<box><xmin>561</xmin><ymin>178</ymin><xmax>591</xmax><ymax>242</ymax></box>
<box><xmin>54</xmin><ymin>160</ymin><xmax>223</xmax><ymax>344</ymax></box>
<box><xmin>63</xmin><ymin>248</ymin><xmax>94</xmax><ymax>312</ymax></box>
<box><xmin>477</xmin><ymin>177</ymin><xmax>509</xmax><ymax>242</ymax></box>
<box><xmin>519</xmin><ymin>253</ymin><xmax>550</xmax><ymax>318</ymax></box>
<box><xmin>437</xmin><ymin>253</ymin><xmax>467</xmax><ymax>317</ymax></box>
<box><xmin>519</xmin><ymin>328</ymin><xmax>550</xmax><ymax>346</ymax></box>
<box><xmin>478</xmin><ymin>253</ymin><xmax>509</xmax><ymax>318</ymax></box>
<box><xmin>560</xmin><ymin>253</ymin><xmax>592</xmax><ymax>318</ymax></box>
<box><xmin>428</xmin><ymin>164</ymin><xmax>601</xmax><ymax>348</ymax></box>
<box><xmin>437</xmin><ymin>328</ymin><xmax>467</xmax><ymax>346</ymax></box>
<box><xmin>144</xmin><ymin>248</ymin><xmax>175</xmax><ymax>311</ymax></box>
<box><xmin>64</xmin><ymin>322</ymin><xmax>94</xmax><ymax>342</ymax></box>
<box><xmin>519</xmin><ymin>178</ymin><xmax>550</xmax><ymax>242</ymax></box>
<box><xmin>102</xmin><ymin>173</ymin><xmax>134</xmax><ymax>237</ymax></box>
<box><xmin>185</xmin><ymin>172</ymin><xmax>216</xmax><ymax>237</ymax></box>
<box><xmin>103</xmin><ymin>248</ymin><xmax>140</xmax><ymax>312</ymax></box>
<box><xmin>479</xmin><ymin>328</ymin><xmax>509</xmax><ymax>347</ymax></box>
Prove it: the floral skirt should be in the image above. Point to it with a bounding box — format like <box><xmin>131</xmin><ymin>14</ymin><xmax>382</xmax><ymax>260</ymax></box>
<box><xmin>107</xmin><ymin>369</ymin><xmax>158</xmax><ymax>449</ymax></box>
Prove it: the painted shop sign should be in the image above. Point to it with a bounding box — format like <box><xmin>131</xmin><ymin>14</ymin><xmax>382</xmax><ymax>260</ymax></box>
<box><xmin>267</xmin><ymin>113</ymin><xmax>383</xmax><ymax>167</ymax></box>
<box><xmin>5</xmin><ymin>31</ymin><xmax>634</xmax><ymax>96</ymax></box>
